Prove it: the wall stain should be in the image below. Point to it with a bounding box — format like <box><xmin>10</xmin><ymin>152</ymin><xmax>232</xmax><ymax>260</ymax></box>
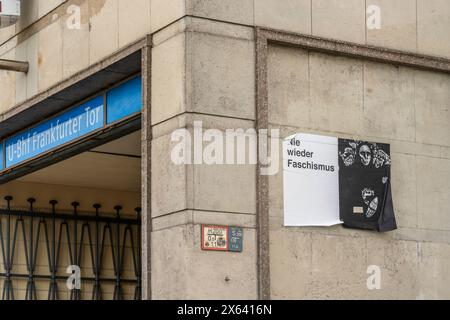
<box><xmin>37</xmin><ymin>52</ymin><xmax>42</xmax><ymax>67</ymax></box>
<box><xmin>89</xmin><ymin>0</ymin><xmax>107</xmax><ymax>19</ymax></box>
<box><xmin>10</xmin><ymin>0</ymin><xmax>106</xmax><ymax>48</ymax></box>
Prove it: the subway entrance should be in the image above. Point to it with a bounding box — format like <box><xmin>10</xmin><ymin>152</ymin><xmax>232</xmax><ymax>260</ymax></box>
<box><xmin>0</xmin><ymin>130</ymin><xmax>142</xmax><ymax>300</ymax></box>
<box><xmin>0</xmin><ymin>71</ymin><xmax>144</xmax><ymax>300</ymax></box>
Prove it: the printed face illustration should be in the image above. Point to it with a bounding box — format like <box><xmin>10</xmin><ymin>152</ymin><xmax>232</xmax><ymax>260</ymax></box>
<box><xmin>362</xmin><ymin>188</ymin><xmax>375</xmax><ymax>205</ymax></box>
<box><xmin>373</xmin><ymin>149</ymin><xmax>391</xmax><ymax>168</ymax></box>
<box><xmin>366</xmin><ymin>197</ymin><xmax>379</xmax><ymax>218</ymax></box>
<box><xmin>359</xmin><ymin>145</ymin><xmax>371</xmax><ymax>166</ymax></box>
<box><xmin>339</xmin><ymin>144</ymin><xmax>357</xmax><ymax>167</ymax></box>
<box><xmin>361</xmin><ymin>188</ymin><xmax>379</xmax><ymax>218</ymax></box>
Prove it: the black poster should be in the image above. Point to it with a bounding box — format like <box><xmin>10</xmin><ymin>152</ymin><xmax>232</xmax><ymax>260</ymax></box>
<box><xmin>338</xmin><ymin>139</ymin><xmax>397</xmax><ymax>232</ymax></box>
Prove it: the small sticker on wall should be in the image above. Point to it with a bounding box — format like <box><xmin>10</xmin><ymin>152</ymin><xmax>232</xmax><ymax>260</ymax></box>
<box><xmin>353</xmin><ymin>207</ymin><xmax>364</xmax><ymax>214</ymax></box>
<box><xmin>228</xmin><ymin>227</ymin><xmax>243</xmax><ymax>252</ymax></box>
<box><xmin>201</xmin><ymin>225</ymin><xmax>243</xmax><ymax>252</ymax></box>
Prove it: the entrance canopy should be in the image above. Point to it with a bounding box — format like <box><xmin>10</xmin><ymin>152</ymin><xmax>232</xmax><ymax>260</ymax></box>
<box><xmin>0</xmin><ymin>49</ymin><xmax>142</xmax><ymax>185</ymax></box>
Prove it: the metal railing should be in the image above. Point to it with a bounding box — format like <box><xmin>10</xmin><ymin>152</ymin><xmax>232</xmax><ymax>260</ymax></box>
<box><xmin>0</xmin><ymin>196</ymin><xmax>141</xmax><ymax>300</ymax></box>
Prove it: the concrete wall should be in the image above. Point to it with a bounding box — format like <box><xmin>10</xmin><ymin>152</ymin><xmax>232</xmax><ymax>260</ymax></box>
<box><xmin>1</xmin><ymin>0</ymin><xmax>449</xmax><ymax>115</ymax></box>
<box><xmin>1</xmin><ymin>0</ymin><xmax>449</xmax><ymax>300</ymax></box>
<box><xmin>0</xmin><ymin>0</ymin><xmax>152</xmax><ymax>113</ymax></box>
<box><xmin>267</xmin><ymin>45</ymin><xmax>450</xmax><ymax>299</ymax></box>
<box><xmin>148</xmin><ymin>4</ymin><xmax>449</xmax><ymax>299</ymax></box>
<box><xmin>150</xmin><ymin>20</ymin><xmax>257</xmax><ymax>298</ymax></box>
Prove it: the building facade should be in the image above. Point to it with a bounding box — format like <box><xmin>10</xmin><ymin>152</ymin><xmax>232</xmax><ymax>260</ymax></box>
<box><xmin>0</xmin><ymin>0</ymin><xmax>449</xmax><ymax>300</ymax></box>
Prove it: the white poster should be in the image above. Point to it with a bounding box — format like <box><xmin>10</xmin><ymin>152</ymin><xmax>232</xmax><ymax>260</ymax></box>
<box><xmin>283</xmin><ymin>133</ymin><xmax>341</xmax><ymax>226</ymax></box>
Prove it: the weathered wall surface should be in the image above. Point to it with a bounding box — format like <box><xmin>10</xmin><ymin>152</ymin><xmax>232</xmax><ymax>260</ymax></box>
<box><xmin>267</xmin><ymin>44</ymin><xmax>450</xmax><ymax>299</ymax></box>
<box><xmin>0</xmin><ymin>0</ymin><xmax>152</xmax><ymax>114</ymax></box>
<box><xmin>0</xmin><ymin>0</ymin><xmax>449</xmax><ymax>300</ymax></box>
<box><xmin>150</xmin><ymin>19</ymin><xmax>257</xmax><ymax>299</ymax></box>
<box><xmin>1</xmin><ymin>0</ymin><xmax>449</xmax><ymax>116</ymax></box>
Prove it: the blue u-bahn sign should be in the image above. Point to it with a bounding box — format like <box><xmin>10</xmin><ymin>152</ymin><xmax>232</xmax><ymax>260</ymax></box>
<box><xmin>5</xmin><ymin>96</ymin><xmax>104</xmax><ymax>168</ymax></box>
<box><xmin>0</xmin><ymin>75</ymin><xmax>142</xmax><ymax>171</ymax></box>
